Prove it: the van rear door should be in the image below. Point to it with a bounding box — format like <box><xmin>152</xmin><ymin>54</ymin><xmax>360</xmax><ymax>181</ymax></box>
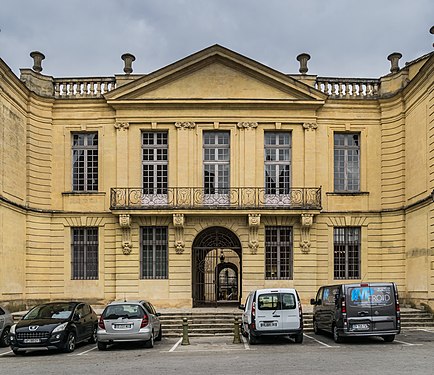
<box><xmin>255</xmin><ymin>291</ymin><xmax>283</xmax><ymax>332</ymax></box>
<box><xmin>345</xmin><ymin>283</ymin><xmax>397</xmax><ymax>333</ymax></box>
<box><xmin>369</xmin><ymin>283</ymin><xmax>397</xmax><ymax>333</ymax></box>
<box><xmin>280</xmin><ymin>291</ymin><xmax>301</xmax><ymax>330</ymax></box>
<box><xmin>345</xmin><ymin>284</ymin><xmax>374</xmax><ymax>333</ymax></box>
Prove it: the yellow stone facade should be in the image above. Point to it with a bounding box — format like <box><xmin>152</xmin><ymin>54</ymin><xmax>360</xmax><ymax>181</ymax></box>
<box><xmin>0</xmin><ymin>45</ymin><xmax>433</xmax><ymax>309</ymax></box>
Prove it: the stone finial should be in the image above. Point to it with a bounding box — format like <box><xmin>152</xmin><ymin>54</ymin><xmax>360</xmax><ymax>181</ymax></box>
<box><xmin>121</xmin><ymin>53</ymin><xmax>136</xmax><ymax>74</ymax></box>
<box><xmin>387</xmin><ymin>52</ymin><xmax>402</xmax><ymax>73</ymax></box>
<box><xmin>30</xmin><ymin>51</ymin><xmax>45</xmax><ymax>73</ymax></box>
<box><xmin>430</xmin><ymin>26</ymin><xmax>434</xmax><ymax>47</ymax></box>
<box><xmin>296</xmin><ymin>53</ymin><xmax>311</xmax><ymax>74</ymax></box>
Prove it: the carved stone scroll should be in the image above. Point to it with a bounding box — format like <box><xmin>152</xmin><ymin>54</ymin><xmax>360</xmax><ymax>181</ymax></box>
<box><xmin>300</xmin><ymin>213</ymin><xmax>313</xmax><ymax>253</ymax></box>
<box><xmin>114</xmin><ymin>122</ymin><xmax>130</xmax><ymax>131</ymax></box>
<box><xmin>248</xmin><ymin>213</ymin><xmax>260</xmax><ymax>254</ymax></box>
<box><xmin>119</xmin><ymin>214</ymin><xmax>132</xmax><ymax>255</ymax></box>
<box><xmin>173</xmin><ymin>213</ymin><xmax>185</xmax><ymax>254</ymax></box>
<box><xmin>237</xmin><ymin>122</ymin><xmax>258</xmax><ymax>130</ymax></box>
<box><xmin>302</xmin><ymin>123</ymin><xmax>318</xmax><ymax>131</ymax></box>
<box><xmin>175</xmin><ymin>121</ymin><xmax>196</xmax><ymax>130</ymax></box>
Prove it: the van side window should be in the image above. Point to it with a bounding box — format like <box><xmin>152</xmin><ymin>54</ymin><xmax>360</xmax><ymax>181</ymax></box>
<box><xmin>323</xmin><ymin>287</ymin><xmax>339</xmax><ymax>306</ymax></box>
<box><xmin>281</xmin><ymin>293</ymin><xmax>296</xmax><ymax>310</ymax></box>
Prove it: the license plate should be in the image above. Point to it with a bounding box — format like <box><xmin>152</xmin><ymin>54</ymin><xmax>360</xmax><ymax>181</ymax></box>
<box><xmin>260</xmin><ymin>322</ymin><xmax>278</xmax><ymax>327</ymax></box>
<box><xmin>24</xmin><ymin>338</ymin><xmax>41</xmax><ymax>343</ymax></box>
<box><xmin>352</xmin><ymin>324</ymin><xmax>370</xmax><ymax>330</ymax></box>
<box><xmin>113</xmin><ymin>324</ymin><xmax>132</xmax><ymax>329</ymax></box>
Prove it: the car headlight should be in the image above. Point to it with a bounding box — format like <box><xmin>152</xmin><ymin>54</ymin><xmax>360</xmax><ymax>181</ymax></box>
<box><xmin>10</xmin><ymin>324</ymin><xmax>16</xmax><ymax>334</ymax></box>
<box><xmin>52</xmin><ymin>322</ymin><xmax>68</xmax><ymax>333</ymax></box>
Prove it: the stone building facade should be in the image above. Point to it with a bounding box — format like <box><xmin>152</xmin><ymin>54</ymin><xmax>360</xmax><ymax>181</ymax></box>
<box><xmin>0</xmin><ymin>45</ymin><xmax>433</xmax><ymax>309</ymax></box>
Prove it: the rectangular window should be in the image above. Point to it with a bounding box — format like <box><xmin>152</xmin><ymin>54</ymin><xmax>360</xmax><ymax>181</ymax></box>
<box><xmin>334</xmin><ymin>133</ymin><xmax>360</xmax><ymax>192</ymax></box>
<box><xmin>265</xmin><ymin>226</ymin><xmax>293</xmax><ymax>279</ymax></box>
<box><xmin>141</xmin><ymin>227</ymin><xmax>168</xmax><ymax>279</ymax></box>
<box><xmin>334</xmin><ymin>227</ymin><xmax>361</xmax><ymax>279</ymax></box>
<box><xmin>71</xmin><ymin>227</ymin><xmax>98</xmax><ymax>280</ymax></box>
<box><xmin>203</xmin><ymin>131</ymin><xmax>230</xmax><ymax>195</ymax></box>
<box><xmin>72</xmin><ymin>132</ymin><xmax>98</xmax><ymax>191</ymax></box>
<box><xmin>142</xmin><ymin>132</ymin><xmax>168</xmax><ymax>194</ymax></box>
<box><xmin>264</xmin><ymin>132</ymin><xmax>291</xmax><ymax>194</ymax></box>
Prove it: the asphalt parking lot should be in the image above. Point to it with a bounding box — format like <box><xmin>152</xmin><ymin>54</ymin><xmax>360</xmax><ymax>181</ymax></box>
<box><xmin>1</xmin><ymin>329</ymin><xmax>434</xmax><ymax>375</ymax></box>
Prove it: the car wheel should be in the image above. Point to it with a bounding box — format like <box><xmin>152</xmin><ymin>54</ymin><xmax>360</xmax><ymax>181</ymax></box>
<box><xmin>88</xmin><ymin>325</ymin><xmax>97</xmax><ymax>344</ymax></box>
<box><xmin>12</xmin><ymin>348</ymin><xmax>25</xmax><ymax>356</ymax></box>
<box><xmin>97</xmin><ymin>341</ymin><xmax>107</xmax><ymax>351</ymax></box>
<box><xmin>333</xmin><ymin>324</ymin><xmax>343</xmax><ymax>344</ymax></box>
<box><xmin>382</xmin><ymin>335</ymin><xmax>395</xmax><ymax>342</ymax></box>
<box><xmin>313</xmin><ymin>320</ymin><xmax>322</xmax><ymax>335</ymax></box>
<box><xmin>248</xmin><ymin>331</ymin><xmax>257</xmax><ymax>345</ymax></box>
<box><xmin>155</xmin><ymin>326</ymin><xmax>162</xmax><ymax>341</ymax></box>
<box><xmin>144</xmin><ymin>332</ymin><xmax>154</xmax><ymax>348</ymax></box>
<box><xmin>0</xmin><ymin>326</ymin><xmax>10</xmax><ymax>347</ymax></box>
<box><xmin>63</xmin><ymin>332</ymin><xmax>76</xmax><ymax>353</ymax></box>
<box><xmin>294</xmin><ymin>332</ymin><xmax>303</xmax><ymax>344</ymax></box>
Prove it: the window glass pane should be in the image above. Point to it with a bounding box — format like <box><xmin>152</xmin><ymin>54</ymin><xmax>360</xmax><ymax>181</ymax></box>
<box><xmin>334</xmin><ymin>227</ymin><xmax>360</xmax><ymax>279</ymax></box>
<box><xmin>72</xmin><ymin>132</ymin><xmax>98</xmax><ymax>191</ymax></box>
<box><xmin>334</xmin><ymin>133</ymin><xmax>360</xmax><ymax>192</ymax></box>
<box><xmin>265</xmin><ymin>226</ymin><xmax>293</xmax><ymax>279</ymax></box>
<box><xmin>71</xmin><ymin>227</ymin><xmax>98</xmax><ymax>280</ymax></box>
<box><xmin>264</xmin><ymin>132</ymin><xmax>291</xmax><ymax>194</ymax></box>
<box><xmin>141</xmin><ymin>227</ymin><xmax>168</xmax><ymax>279</ymax></box>
<box><xmin>142</xmin><ymin>132</ymin><xmax>168</xmax><ymax>194</ymax></box>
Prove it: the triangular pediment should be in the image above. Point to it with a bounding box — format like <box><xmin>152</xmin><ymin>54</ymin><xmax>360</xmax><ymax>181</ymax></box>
<box><xmin>106</xmin><ymin>45</ymin><xmax>326</xmax><ymax>103</ymax></box>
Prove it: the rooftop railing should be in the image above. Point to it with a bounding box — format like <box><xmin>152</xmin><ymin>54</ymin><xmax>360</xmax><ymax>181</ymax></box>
<box><xmin>110</xmin><ymin>187</ymin><xmax>322</xmax><ymax>210</ymax></box>
<box><xmin>53</xmin><ymin>77</ymin><xmax>116</xmax><ymax>98</ymax></box>
<box><xmin>315</xmin><ymin>77</ymin><xmax>380</xmax><ymax>99</ymax></box>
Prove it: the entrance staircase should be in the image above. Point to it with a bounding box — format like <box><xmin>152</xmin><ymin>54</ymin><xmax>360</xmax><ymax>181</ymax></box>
<box><xmin>158</xmin><ymin>308</ymin><xmax>434</xmax><ymax>337</ymax></box>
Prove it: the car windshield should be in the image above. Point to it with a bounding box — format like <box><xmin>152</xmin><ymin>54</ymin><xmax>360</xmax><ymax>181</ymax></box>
<box><xmin>24</xmin><ymin>303</ymin><xmax>75</xmax><ymax>320</ymax></box>
<box><xmin>103</xmin><ymin>304</ymin><xmax>144</xmax><ymax>320</ymax></box>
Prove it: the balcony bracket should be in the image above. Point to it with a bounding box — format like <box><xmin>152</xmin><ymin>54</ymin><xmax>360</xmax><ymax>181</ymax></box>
<box><xmin>248</xmin><ymin>213</ymin><xmax>261</xmax><ymax>254</ymax></box>
<box><xmin>173</xmin><ymin>213</ymin><xmax>185</xmax><ymax>254</ymax></box>
<box><xmin>119</xmin><ymin>214</ymin><xmax>132</xmax><ymax>255</ymax></box>
<box><xmin>300</xmin><ymin>213</ymin><xmax>314</xmax><ymax>253</ymax></box>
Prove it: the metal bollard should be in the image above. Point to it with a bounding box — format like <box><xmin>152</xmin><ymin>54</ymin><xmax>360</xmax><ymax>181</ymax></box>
<box><xmin>233</xmin><ymin>316</ymin><xmax>241</xmax><ymax>344</ymax></box>
<box><xmin>181</xmin><ymin>317</ymin><xmax>190</xmax><ymax>345</ymax></box>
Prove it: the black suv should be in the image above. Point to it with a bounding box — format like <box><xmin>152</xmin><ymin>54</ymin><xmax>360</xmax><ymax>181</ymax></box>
<box><xmin>9</xmin><ymin>301</ymin><xmax>98</xmax><ymax>355</ymax></box>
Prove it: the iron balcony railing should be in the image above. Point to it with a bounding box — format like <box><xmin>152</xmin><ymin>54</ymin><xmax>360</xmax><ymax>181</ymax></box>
<box><xmin>110</xmin><ymin>187</ymin><xmax>321</xmax><ymax>210</ymax></box>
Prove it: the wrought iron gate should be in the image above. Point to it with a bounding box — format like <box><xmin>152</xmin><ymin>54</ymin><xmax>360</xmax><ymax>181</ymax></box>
<box><xmin>192</xmin><ymin>227</ymin><xmax>242</xmax><ymax>307</ymax></box>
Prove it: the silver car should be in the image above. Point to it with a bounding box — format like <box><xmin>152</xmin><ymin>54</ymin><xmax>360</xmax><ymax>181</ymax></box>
<box><xmin>97</xmin><ymin>300</ymin><xmax>162</xmax><ymax>350</ymax></box>
<box><xmin>0</xmin><ymin>305</ymin><xmax>14</xmax><ymax>347</ymax></box>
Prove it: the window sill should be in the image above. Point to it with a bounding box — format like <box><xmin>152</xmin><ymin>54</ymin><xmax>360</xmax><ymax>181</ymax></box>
<box><xmin>326</xmin><ymin>191</ymin><xmax>369</xmax><ymax>196</ymax></box>
<box><xmin>62</xmin><ymin>191</ymin><xmax>106</xmax><ymax>196</ymax></box>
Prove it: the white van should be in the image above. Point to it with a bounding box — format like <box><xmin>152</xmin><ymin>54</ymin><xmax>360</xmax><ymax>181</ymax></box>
<box><xmin>239</xmin><ymin>288</ymin><xmax>303</xmax><ymax>344</ymax></box>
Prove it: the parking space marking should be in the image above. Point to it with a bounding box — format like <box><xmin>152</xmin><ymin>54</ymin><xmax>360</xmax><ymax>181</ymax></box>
<box><xmin>394</xmin><ymin>340</ymin><xmax>422</xmax><ymax>346</ymax></box>
<box><xmin>169</xmin><ymin>338</ymin><xmax>182</xmax><ymax>352</ymax></box>
<box><xmin>76</xmin><ymin>346</ymin><xmax>98</xmax><ymax>355</ymax></box>
<box><xmin>0</xmin><ymin>350</ymin><xmax>12</xmax><ymax>356</ymax></box>
<box><xmin>241</xmin><ymin>336</ymin><xmax>250</xmax><ymax>350</ymax></box>
<box><xmin>303</xmin><ymin>333</ymin><xmax>339</xmax><ymax>348</ymax></box>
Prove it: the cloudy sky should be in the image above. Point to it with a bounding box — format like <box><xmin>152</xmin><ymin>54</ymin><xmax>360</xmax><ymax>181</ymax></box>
<box><xmin>1</xmin><ymin>0</ymin><xmax>433</xmax><ymax>79</ymax></box>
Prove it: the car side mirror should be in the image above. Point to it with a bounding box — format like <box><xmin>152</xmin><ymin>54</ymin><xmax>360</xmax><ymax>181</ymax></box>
<box><xmin>156</xmin><ymin>312</ymin><xmax>161</xmax><ymax>317</ymax></box>
<box><xmin>310</xmin><ymin>298</ymin><xmax>316</xmax><ymax>305</ymax></box>
<box><xmin>73</xmin><ymin>313</ymin><xmax>81</xmax><ymax>321</ymax></box>
<box><xmin>239</xmin><ymin>304</ymin><xmax>245</xmax><ymax>310</ymax></box>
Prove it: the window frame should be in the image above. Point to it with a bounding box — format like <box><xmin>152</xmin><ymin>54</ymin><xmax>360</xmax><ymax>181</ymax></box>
<box><xmin>141</xmin><ymin>131</ymin><xmax>168</xmax><ymax>195</ymax></box>
<box><xmin>265</xmin><ymin>226</ymin><xmax>293</xmax><ymax>280</ymax></box>
<box><xmin>203</xmin><ymin>131</ymin><xmax>230</xmax><ymax>194</ymax></box>
<box><xmin>333</xmin><ymin>227</ymin><xmax>361</xmax><ymax>280</ymax></box>
<box><xmin>71</xmin><ymin>227</ymin><xmax>99</xmax><ymax>280</ymax></box>
<box><xmin>264</xmin><ymin>132</ymin><xmax>291</xmax><ymax>194</ymax></box>
<box><xmin>140</xmin><ymin>226</ymin><xmax>168</xmax><ymax>279</ymax></box>
<box><xmin>334</xmin><ymin>132</ymin><xmax>360</xmax><ymax>192</ymax></box>
<box><xmin>71</xmin><ymin>132</ymin><xmax>98</xmax><ymax>192</ymax></box>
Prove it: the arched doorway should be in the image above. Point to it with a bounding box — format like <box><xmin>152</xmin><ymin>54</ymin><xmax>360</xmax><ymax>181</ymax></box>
<box><xmin>192</xmin><ymin>226</ymin><xmax>242</xmax><ymax>307</ymax></box>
